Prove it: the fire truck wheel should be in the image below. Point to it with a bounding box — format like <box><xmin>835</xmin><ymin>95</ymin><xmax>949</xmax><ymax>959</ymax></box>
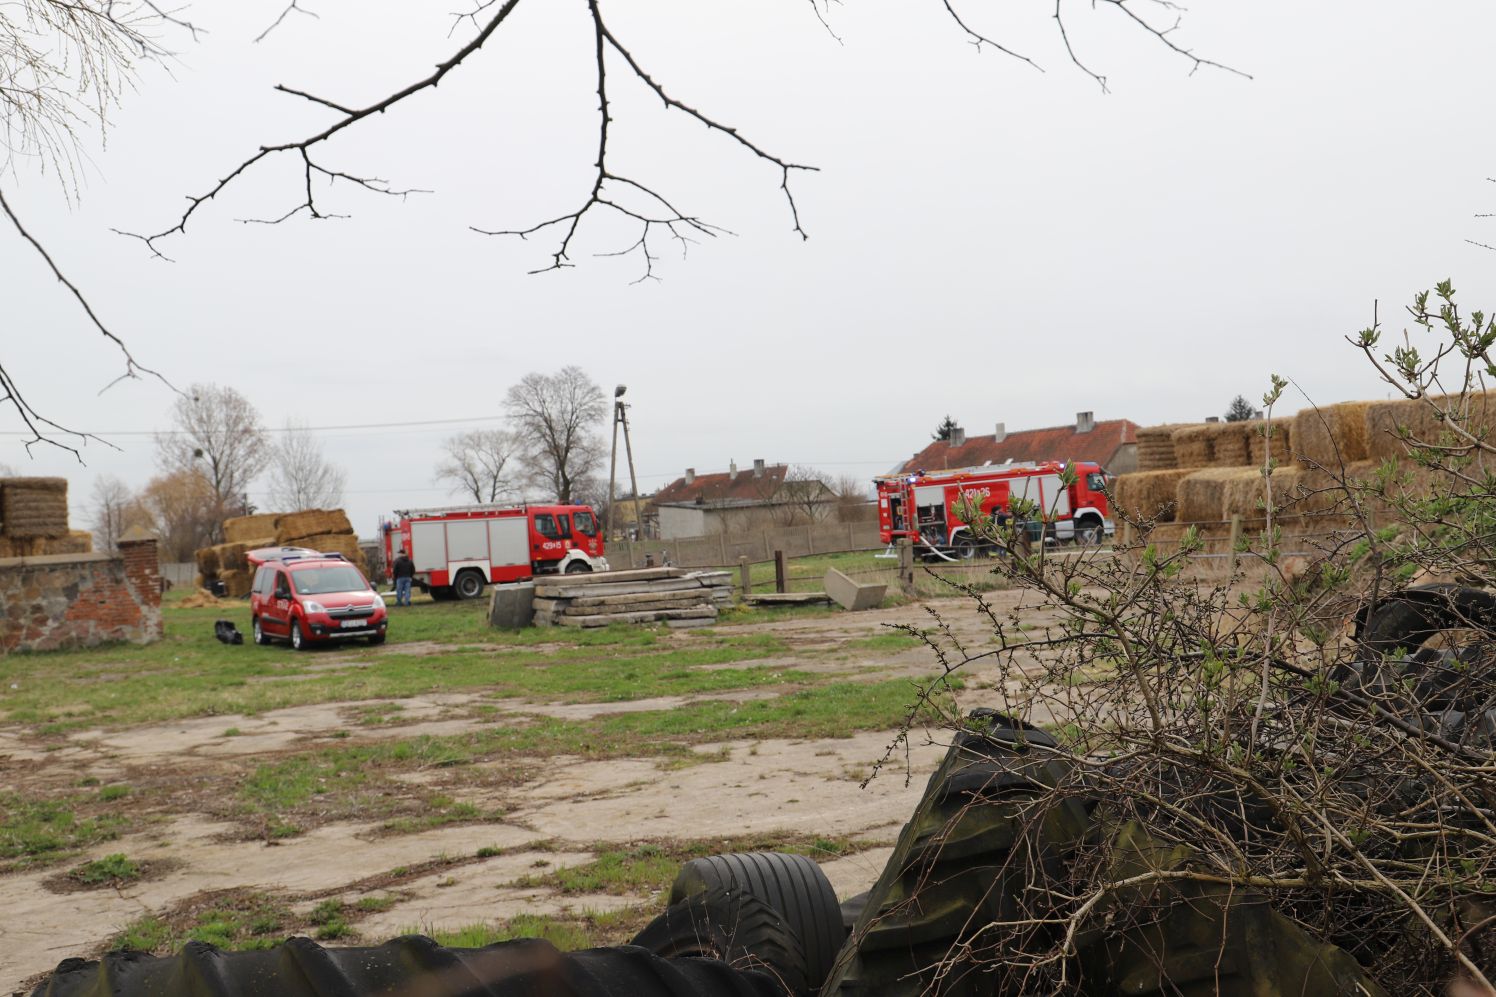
<box><xmin>953</xmin><ymin>536</ymin><xmax>978</xmax><ymax>560</ymax></box>
<box><xmin>453</xmin><ymin>570</ymin><xmax>485</xmax><ymax>600</ymax></box>
<box><xmin>1075</xmin><ymin>517</ymin><xmax>1104</xmax><ymax>545</ymax></box>
<box><xmin>564</xmin><ymin>561</ymin><xmax>593</xmax><ymax>574</ymax></box>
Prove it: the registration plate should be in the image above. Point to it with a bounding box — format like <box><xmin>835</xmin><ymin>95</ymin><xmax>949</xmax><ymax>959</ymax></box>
<box><xmin>339</xmin><ymin>620</ymin><xmax>366</xmax><ymax>629</ymax></box>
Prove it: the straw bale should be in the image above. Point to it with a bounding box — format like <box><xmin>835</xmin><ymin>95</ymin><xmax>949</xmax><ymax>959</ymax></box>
<box><xmin>1202</xmin><ymin>423</ymin><xmax>1252</xmax><ymax>468</ymax></box>
<box><xmin>275</xmin><ymin>509</ymin><xmax>353</xmax><ymax>543</ymax></box>
<box><xmin>39</xmin><ymin>531</ymin><xmax>93</xmax><ymax>556</ymax></box>
<box><xmin>1364</xmin><ymin>392</ymin><xmax>1496</xmax><ymax>459</ymax></box>
<box><xmin>1169</xmin><ymin>426</ymin><xmax>1216</xmax><ymax>470</ymax></box>
<box><xmin>297</xmin><ymin>533</ymin><xmax>367</xmax><ymax>571</ymax></box>
<box><xmin>1220</xmin><ymin>467</ymin><xmax>1305</xmax><ymax>519</ymax></box>
<box><xmin>1175</xmin><ymin>468</ymin><xmax>1246</xmax><ymax>522</ymax></box>
<box><xmin>212</xmin><ymin>542</ymin><xmax>254</xmax><ymax>573</ymax></box>
<box><xmin>0</xmin><ymin>536</ymin><xmax>44</xmax><ymax>558</ymax></box>
<box><xmin>223</xmin><ymin>513</ymin><xmax>282</xmax><ymax>544</ymax></box>
<box><xmin>1246</xmin><ymin>420</ymin><xmax>1292</xmax><ymax>465</ymax></box>
<box><xmin>1110</xmin><ymin>469</ymin><xmax>1192</xmax><ymax>523</ymax></box>
<box><xmin>1292</xmin><ymin>401</ymin><xmax>1374</xmax><ymax>469</ymax></box>
<box><xmin>195</xmin><ymin>546</ymin><xmax>220</xmax><ymax>575</ymax></box>
<box><xmin>219</xmin><ymin>568</ymin><xmax>253</xmax><ymax>598</ymax></box>
<box><xmin>1</xmin><ymin>477</ymin><xmax>69</xmax><ymax>538</ymax></box>
<box><xmin>1136</xmin><ymin>424</ymin><xmax>1190</xmax><ymax>471</ymax></box>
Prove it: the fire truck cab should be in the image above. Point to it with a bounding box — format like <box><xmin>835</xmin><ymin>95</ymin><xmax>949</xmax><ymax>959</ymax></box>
<box><xmin>876</xmin><ymin>461</ymin><xmax>1113</xmax><ymax>557</ymax></box>
<box><xmin>381</xmin><ymin>503</ymin><xmax>608</xmax><ymax>601</ymax></box>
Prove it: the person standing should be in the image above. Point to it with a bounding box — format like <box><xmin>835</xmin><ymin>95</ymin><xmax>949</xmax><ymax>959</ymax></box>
<box><xmin>392</xmin><ymin>548</ymin><xmax>416</xmax><ymax>607</ymax></box>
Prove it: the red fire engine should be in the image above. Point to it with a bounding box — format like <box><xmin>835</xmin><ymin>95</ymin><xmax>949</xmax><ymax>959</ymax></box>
<box><xmin>875</xmin><ymin>461</ymin><xmax>1113</xmax><ymax>557</ymax></box>
<box><xmin>380</xmin><ymin>503</ymin><xmax>609</xmax><ymax>600</ymax></box>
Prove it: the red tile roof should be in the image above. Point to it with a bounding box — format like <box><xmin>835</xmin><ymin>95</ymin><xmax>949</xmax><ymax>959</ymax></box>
<box><xmin>900</xmin><ymin>419</ymin><xmax>1139</xmax><ymax>474</ymax></box>
<box><xmin>653</xmin><ymin>464</ymin><xmax>790</xmax><ymax>507</ymax></box>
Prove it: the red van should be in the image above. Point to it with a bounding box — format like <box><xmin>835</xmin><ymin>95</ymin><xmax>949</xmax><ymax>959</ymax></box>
<box><xmin>249</xmin><ymin>553</ymin><xmax>388</xmax><ymax>650</ymax></box>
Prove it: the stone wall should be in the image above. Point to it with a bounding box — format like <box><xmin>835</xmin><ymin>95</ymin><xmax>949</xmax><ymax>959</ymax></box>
<box><xmin>0</xmin><ymin>538</ymin><xmax>163</xmax><ymax>653</ymax></box>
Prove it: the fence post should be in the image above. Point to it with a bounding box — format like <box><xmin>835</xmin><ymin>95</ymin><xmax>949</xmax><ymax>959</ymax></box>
<box><xmin>897</xmin><ymin>538</ymin><xmax>915</xmax><ymax>596</ymax></box>
<box><xmin>774</xmin><ymin>550</ymin><xmax>787</xmax><ymax>593</ymax></box>
<box><xmin>718</xmin><ymin>532</ymin><xmax>728</xmax><ymax>567</ymax></box>
<box><xmin>1228</xmin><ymin>515</ymin><xmax>1242</xmax><ymax>570</ymax></box>
<box><xmin>738</xmin><ymin>556</ymin><xmax>751</xmax><ymax>599</ymax></box>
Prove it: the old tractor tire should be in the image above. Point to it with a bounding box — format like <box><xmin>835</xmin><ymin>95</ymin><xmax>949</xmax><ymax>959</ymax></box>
<box><xmin>32</xmin><ymin>934</ymin><xmax>791</xmax><ymax>997</ymax></box>
<box><xmin>668</xmin><ymin>852</ymin><xmax>844</xmax><ymax>993</ymax></box>
<box><xmin>1071</xmin><ymin>822</ymin><xmax>1388</xmax><ymax>997</ymax></box>
<box><xmin>820</xmin><ymin>710</ymin><xmax>1094</xmax><ymax>996</ymax></box>
<box><xmin>631</xmin><ymin>888</ymin><xmax>808</xmax><ymax>996</ymax></box>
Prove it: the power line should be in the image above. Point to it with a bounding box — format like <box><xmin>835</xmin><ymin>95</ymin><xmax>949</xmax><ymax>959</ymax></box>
<box><xmin>0</xmin><ymin>414</ymin><xmax>507</xmax><ymax>438</ymax></box>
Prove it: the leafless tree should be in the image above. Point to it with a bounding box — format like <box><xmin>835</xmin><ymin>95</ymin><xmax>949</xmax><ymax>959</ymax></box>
<box><xmin>833</xmin><ymin>473</ymin><xmax>871</xmax><ymax>522</ymax></box>
<box><xmin>762</xmin><ymin>464</ymin><xmax>834</xmax><ymax>526</ymax></box>
<box><xmin>267</xmin><ymin>421</ymin><xmax>346</xmax><ymax>511</ymax></box>
<box><xmin>503</xmin><ymin>368</ymin><xmax>606</xmax><ymax>504</ymax></box>
<box><xmin>436</xmin><ymin>428</ymin><xmax>518</xmax><ymax>504</ymax></box>
<box><xmin>88</xmin><ymin>473</ymin><xmax>139</xmax><ymax>553</ymax></box>
<box><xmin>155</xmin><ymin>383</ymin><xmax>269</xmax><ymax>537</ymax></box>
<box><xmin>137</xmin><ymin>469</ymin><xmax>217</xmax><ymax>561</ymax></box>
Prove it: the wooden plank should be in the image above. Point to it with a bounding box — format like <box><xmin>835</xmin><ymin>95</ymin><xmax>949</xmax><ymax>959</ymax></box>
<box><xmin>565</xmin><ymin>589</ymin><xmax>711</xmax><ymax>609</ymax></box>
<box><xmin>536</xmin><ymin>567</ymin><xmax>683</xmax><ymax>588</ymax></box>
<box><xmin>535</xmin><ymin>578</ymin><xmax>709</xmax><ymax>599</ymax></box>
<box><xmin>562</xmin><ymin>597</ymin><xmax>712</xmax><ymax>616</ymax></box>
<box><xmin>554</xmin><ymin>606</ymin><xmax>718</xmax><ymax>628</ymax></box>
<box><xmin>743</xmin><ymin>592</ymin><xmax>831</xmax><ymax>605</ymax></box>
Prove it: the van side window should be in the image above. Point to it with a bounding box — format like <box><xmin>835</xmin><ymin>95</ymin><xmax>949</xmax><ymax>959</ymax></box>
<box><xmin>574</xmin><ymin>511</ymin><xmax>597</xmax><ymax>536</ymax></box>
<box><xmin>275</xmin><ymin>571</ymin><xmax>291</xmax><ymax>598</ymax></box>
<box><xmin>534</xmin><ymin>515</ymin><xmax>559</xmax><ymax>538</ymax></box>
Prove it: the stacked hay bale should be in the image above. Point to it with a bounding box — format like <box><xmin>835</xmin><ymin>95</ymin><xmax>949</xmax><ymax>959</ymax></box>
<box><xmin>0</xmin><ymin>478</ymin><xmax>93</xmax><ymax>557</ymax></box>
<box><xmin>532</xmin><ymin>568</ymin><xmax>733</xmax><ymax>628</ymax></box>
<box><xmin>1364</xmin><ymin>391</ymin><xmax>1496</xmax><ymax>459</ymax></box>
<box><xmin>195</xmin><ymin>507</ymin><xmax>362</xmax><ymax>596</ymax></box>
<box><xmin>1220</xmin><ymin>466</ymin><xmax>1306</xmax><ymax>519</ymax></box>
<box><xmin>1175</xmin><ymin>468</ymin><xmax>1245</xmax><ymax>522</ymax></box>
<box><xmin>1246</xmin><ymin>420</ymin><xmax>1292</xmax><ymax>465</ymax></box>
<box><xmin>1109</xmin><ymin>469</ymin><xmax>1192</xmax><ymax>524</ymax></box>
<box><xmin>1292</xmin><ymin>401</ymin><xmax>1373</xmax><ymax>469</ymax></box>
<box><xmin>1136</xmin><ymin>424</ymin><xmax>1189</xmax><ymax>471</ymax></box>
<box><xmin>1171</xmin><ymin>423</ymin><xmax>1255</xmax><ymax>470</ymax></box>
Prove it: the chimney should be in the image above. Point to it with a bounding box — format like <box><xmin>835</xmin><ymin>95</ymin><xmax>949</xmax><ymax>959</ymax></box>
<box><xmin>994</xmin><ymin>422</ymin><xmax>1006</xmax><ymax>443</ymax></box>
<box><xmin>753</xmin><ymin>459</ymin><xmax>765</xmax><ymax>479</ymax></box>
<box><xmin>729</xmin><ymin>459</ymin><xmax>738</xmax><ymax>479</ymax></box>
<box><xmin>685</xmin><ymin>467</ymin><xmax>696</xmax><ymax>484</ymax></box>
<box><xmin>949</xmin><ymin>426</ymin><xmax>966</xmax><ymax>447</ymax></box>
<box><xmin>1076</xmin><ymin>411</ymin><xmax>1095</xmax><ymax>434</ymax></box>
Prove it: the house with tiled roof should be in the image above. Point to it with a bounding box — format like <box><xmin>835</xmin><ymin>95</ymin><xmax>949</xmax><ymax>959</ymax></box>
<box><xmin>651</xmin><ymin>460</ymin><xmax>835</xmax><ymax>538</ymax></box>
<box><xmin>899</xmin><ymin>412</ymin><xmax>1139</xmax><ymax>476</ymax></box>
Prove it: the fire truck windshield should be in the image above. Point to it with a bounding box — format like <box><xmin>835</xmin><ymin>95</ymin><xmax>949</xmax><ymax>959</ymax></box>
<box><xmin>1087</xmin><ymin>473</ymin><xmax>1107</xmax><ymax>492</ymax></box>
<box><xmin>574</xmin><ymin>511</ymin><xmax>597</xmax><ymax>536</ymax></box>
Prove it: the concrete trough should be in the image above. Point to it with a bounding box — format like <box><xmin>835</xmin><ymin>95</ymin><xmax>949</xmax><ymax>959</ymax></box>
<box><xmin>824</xmin><ymin>568</ymin><xmax>886</xmax><ymax>611</ymax></box>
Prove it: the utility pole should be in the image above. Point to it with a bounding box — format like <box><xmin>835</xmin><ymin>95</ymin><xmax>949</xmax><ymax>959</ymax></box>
<box><xmin>606</xmin><ymin>385</ymin><xmax>645</xmax><ymax>542</ymax></box>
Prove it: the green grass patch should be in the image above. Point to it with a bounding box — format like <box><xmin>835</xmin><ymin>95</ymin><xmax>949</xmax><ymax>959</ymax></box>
<box><xmin>0</xmin><ymin>792</ymin><xmax>126</xmax><ymax>871</ymax></box>
<box><xmin>423</xmin><ymin>911</ymin><xmax>639</xmax><ymax>951</ymax></box>
<box><xmin>70</xmin><ymin>852</ymin><xmax>142</xmax><ymax>885</ymax></box>
<box><xmin>113</xmin><ymin>891</ymin><xmax>294</xmax><ymax>953</ymax></box>
<box><xmin>98</xmin><ymin>784</ymin><xmax>132</xmax><ymax>802</ymax></box>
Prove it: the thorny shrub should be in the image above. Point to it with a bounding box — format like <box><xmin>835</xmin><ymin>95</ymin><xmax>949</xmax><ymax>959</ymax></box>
<box><xmin>887</xmin><ymin>283</ymin><xmax>1496</xmax><ymax>995</ymax></box>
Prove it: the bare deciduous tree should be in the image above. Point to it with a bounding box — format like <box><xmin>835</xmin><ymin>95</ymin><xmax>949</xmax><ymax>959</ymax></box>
<box><xmin>155</xmin><ymin>383</ymin><xmax>269</xmax><ymax>536</ymax></box>
<box><xmin>774</xmin><ymin>464</ymin><xmax>835</xmax><ymax>525</ymax></box>
<box><xmin>89</xmin><ymin>473</ymin><xmax>140</xmax><ymax>553</ymax></box>
<box><xmin>267</xmin><ymin>422</ymin><xmax>346</xmax><ymax>511</ymax></box>
<box><xmin>503</xmin><ymin>368</ymin><xmax>606</xmax><ymax>504</ymax></box>
<box><xmin>436</xmin><ymin>428</ymin><xmax>517</xmax><ymax>504</ymax></box>
<box><xmin>137</xmin><ymin>469</ymin><xmax>217</xmax><ymax>561</ymax></box>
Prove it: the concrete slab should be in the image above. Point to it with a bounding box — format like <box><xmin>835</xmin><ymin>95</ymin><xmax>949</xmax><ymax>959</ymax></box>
<box><xmin>824</xmin><ymin>568</ymin><xmax>887</xmax><ymax>611</ymax></box>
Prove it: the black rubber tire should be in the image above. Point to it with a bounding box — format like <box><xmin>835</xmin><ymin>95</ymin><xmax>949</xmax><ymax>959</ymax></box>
<box><xmin>952</xmin><ymin>536</ymin><xmax>977</xmax><ymax>561</ymax></box>
<box><xmin>31</xmin><ymin>935</ymin><xmax>791</xmax><ymax>997</ymax></box>
<box><xmin>251</xmin><ymin>618</ymin><xmax>270</xmax><ymax>646</ymax></box>
<box><xmin>669</xmin><ymin>852</ymin><xmax>844</xmax><ymax>993</ymax></box>
<box><xmin>632</xmin><ymin>889</ymin><xmax>808</xmax><ymax>997</ymax></box>
<box><xmin>565</xmin><ymin>561</ymin><xmax>593</xmax><ymax>574</ymax></box>
<box><xmin>821</xmin><ymin>710</ymin><xmax>1094</xmax><ymax>996</ymax></box>
<box><xmin>1074</xmin><ymin>517</ymin><xmax>1104</xmax><ymax>546</ymax></box>
<box><xmin>429</xmin><ymin>586</ymin><xmax>456</xmax><ymax>602</ymax></box>
<box><xmin>1356</xmin><ymin>585</ymin><xmax>1496</xmax><ymax>656</ymax></box>
<box><xmin>453</xmin><ymin>570</ymin><xmax>485</xmax><ymax>600</ymax></box>
<box><xmin>290</xmin><ymin>618</ymin><xmax>307</xmax><ymax>651</ymax></box>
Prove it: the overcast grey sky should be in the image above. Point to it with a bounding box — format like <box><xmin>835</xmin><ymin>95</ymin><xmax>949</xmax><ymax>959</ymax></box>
<box><xmin>5</xmin><ymin>0</ymin><xmax>1496</xmax><ymax>535</ymax></box>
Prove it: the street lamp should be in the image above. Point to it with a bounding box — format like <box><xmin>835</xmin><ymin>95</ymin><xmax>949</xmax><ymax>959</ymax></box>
<box><xmin>606</xmin><ymin>386</ymin><xmax>642</xmax><ymax>546</ymax></box>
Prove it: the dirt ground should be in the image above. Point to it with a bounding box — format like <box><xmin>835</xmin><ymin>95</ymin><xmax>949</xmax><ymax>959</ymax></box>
<box><xmin>0</xmin><ymin>592</ymin><xmax>1059</xmax><ymax>993</ymax></box>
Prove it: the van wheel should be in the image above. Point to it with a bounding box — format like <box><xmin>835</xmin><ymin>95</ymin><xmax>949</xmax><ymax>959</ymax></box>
<box><xmin>454</xmin><ymin>570</ymin><xmax>485</xmax><ymax>600</ymax></box>
<box><xmin>252</xmin><ymin>618</ymin><xmax>270</xmax><ymax>646</ymax></box>
<box><xmin>564</xmin><ymin>561</ymin><xmax>593</xmax><ymax>574</ymax></box>
<box><xmin>290</xmin><ymin>619</ymin><xmax>307</xmax><ymax>651</ymax></box>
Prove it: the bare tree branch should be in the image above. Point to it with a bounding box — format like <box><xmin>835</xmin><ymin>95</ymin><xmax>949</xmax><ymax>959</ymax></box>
<box><xmin>255</xmin><ymin>0</ymin><xmax>319</xmax><ymax>44</ymax></box>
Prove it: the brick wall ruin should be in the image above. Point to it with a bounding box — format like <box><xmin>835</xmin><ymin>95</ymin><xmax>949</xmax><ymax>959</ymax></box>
<box><xmin>0</xmin><ymin>538</ymin><xmax>163</xmax><ymax>653</ymax></box>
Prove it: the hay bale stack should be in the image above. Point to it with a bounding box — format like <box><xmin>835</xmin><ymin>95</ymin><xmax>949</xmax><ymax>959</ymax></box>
<box><xmin>195</xmin><ymin>546</ymin><xmax>221</xmax><ymax>576</ymax></box>
<box><xmin>1176</xmin><ymin>468</ymin><xmax>1246</xmax><ymax>522</ymax></box>
<box><xmin>1110</xmin><ymin>469</ymin><xmax>1192</xmax><ymax>523</ymax></box>
<box><xmin>1246</xmin><ymin>421</ymin><xmax>1292</xmax><ymax>466</ymax></box>
<box><xmin>1365</xmin><ymin>392</ymin><xmax>1496</xmax><ymax>459</ymax></box>
<box><xmin>1170</xmin><ymin>426</ymin><xmax>1216</xmax><ymax>469</ymax></box>
<box><xmin>1204</xmin><ymin>423</ymin><xmax>1252</xmax><ymax>467</ymax></box>
<box><xmin>275</xmin><ymin>509</ymin><xmax>353</xmax><ymax>544</ymax></box>
<box><xmin>219</xmin><ymin>568</ymin><xmax>253</xmax><ymax>598</ymax></box>
<box><xmin>42</xmin><ymin>531</ymin><xmax>93</xmax><ymax>556</ymax></box>
<box><xmin>1136</xmin><ymin>424</ymin><xmax>1189</xmax><ymax>472</ymax></box>
<box><xmin>212</xmin><ymin>541</ymin><xmax>256</xmax><ymax>573</ymax></box>
<box><xmin>1292</xmin><ymin>401</ymin><xmax>1374</xmax><ymax>469</ymax></box>
<box><xmin>298</xmin><ymin>533</ymin><xmax>366</xmax><ymax>569</ymax></box>
<box><xmin>223</xmin><ymin>513</ymin><xmax>282</xmax><ymax>544</ymax></box>
<box><xmin>1</xmin><ymin>477</ymin><xmax>69</xmax><ymax>538</ymax></box>
<box><xmin>1221</xmin><ymin>467</ymin><xmax>1305</xmax><ymax>519</ymax></box>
